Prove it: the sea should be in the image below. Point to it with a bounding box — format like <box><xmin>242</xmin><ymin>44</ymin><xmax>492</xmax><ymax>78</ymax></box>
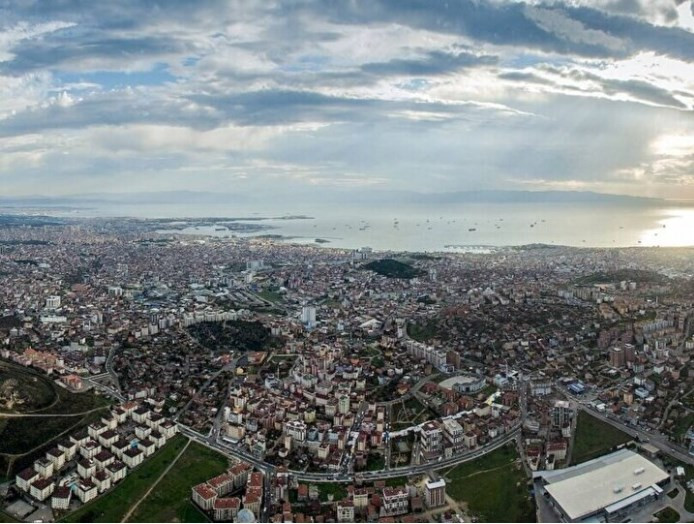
<box><xmin>65</xmin><ymin>201</ymin><xmax>694</xmax><ymax>253</ymax></box>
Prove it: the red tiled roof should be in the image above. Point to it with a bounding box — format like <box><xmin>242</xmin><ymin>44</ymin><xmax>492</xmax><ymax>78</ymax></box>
<box><xmin>208</xmin><ymin>473</ymin><xmax>232</xmax><ymax>489</ymax></box>
<box><xmin>214</xmin><ymin>497</ymin><xmax>240</xmax><ymax>509</ymax></box>
<box><xmin>193</xmin><ymin>483</ymin><xmax>217</xmax><ymax>500</ymax></box>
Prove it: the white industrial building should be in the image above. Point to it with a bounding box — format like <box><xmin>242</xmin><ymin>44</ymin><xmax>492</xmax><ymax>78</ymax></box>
<box><xmin>535</xmin><ymin>449</ymin><xmax>669</xmax><ymax>522</ymax></box>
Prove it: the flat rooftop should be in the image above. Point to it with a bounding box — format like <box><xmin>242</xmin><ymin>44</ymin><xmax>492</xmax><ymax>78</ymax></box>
<box><xmin>536</xmin><ymin>449</ymin><xmax>669</xmax><ymax>522</ymax></box>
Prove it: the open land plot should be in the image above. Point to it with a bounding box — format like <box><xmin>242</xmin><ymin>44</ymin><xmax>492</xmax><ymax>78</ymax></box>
<box><xmin>127</xmin><ymin>441</ymin><xmax>230</xmax><ymax>522</ymax></box>
<box><xmin>571</xmin><ymin>411</ymin><xmax>631</xmax><ymax>465</ymax></box>
<box><xmin>446</xmin><ymin>445</ymin><xmax>535</xmax><ymax>523</ymax></box>
<box><xmin>62</xmin><ymin>435</ymin><xmax>188</xmax><ymax>523</ymax></box>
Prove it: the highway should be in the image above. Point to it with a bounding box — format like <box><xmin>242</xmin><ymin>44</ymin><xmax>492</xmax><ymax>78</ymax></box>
<box><xmin>559</xmin><ymin>385</ymin><xmax>694</xmax><ymax>466</ymax></box>
<box><xmin>87</xmin><ymin>376</ymin><xmax>126</xmax><ymax>402</ymax></box>
<box><xmin>178</xmin><ymin>420</ymin><xmax>521</xmax><ymax>482</ymax></box>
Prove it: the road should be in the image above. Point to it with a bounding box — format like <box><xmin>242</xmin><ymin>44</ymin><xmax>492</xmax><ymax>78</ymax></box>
<box><xmin>0</xmin><ymin>406</ymin><xmax>107</xmax><ymax>418</ymax></box>
<box><xmin>104</xmin><ymin>344</ymin><xmax>121</xmax><ymax>392</ymax></box>
<box><xmin>178</xmin><ymin>420</ymin><xmax>521</xmax><ymax>484</ymax></box>
<box><xmin>175</xmin><ymin>360</ymin><xmax>235</xmax><ymax>423</ymax></box>
<box><xmin>178</xmin><ymin>425</ymin><xmax>277</xmax><ymax>521</ymax></box>
<box><xmin>560</xmin><ymin>386</ymin><xmax>694</xmax><ymax>466</ymax></box>
<box><xmin>384</xmin><ymin>403</ymin><xmax>393</xmax><ymax>470</ymax></box>
<box><xmin>87</xmin><ymin>377</ymin><xmax>126</xmax><ymax>402</ymax></box>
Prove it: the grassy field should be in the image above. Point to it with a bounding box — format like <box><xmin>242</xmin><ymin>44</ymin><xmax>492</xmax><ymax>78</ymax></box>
<box><xmin>0</xmin><ymin>359</ymin><xmax>109</xmax><ymax>416</ymax></box>
<box><xmin>0</xmin><ymin>362</ymin><xmax>56</xmax><ymax>412</ymax></box>
<box><xmin>407</xmin><ymin>321</ymin><xmax>441</xmax><ymax>342</ymax></box>
<box><xmin>670</xmin><ymin>412</ymin><xmax>694</xmax><ymax>443</ymax></box>
<box><xmin>0</xmin><ymin>510</ymin><xmax>18</xmax><ymax>523</ymax></box>
<box><xmin>127</xmin><ymin>441</ymin><xmax>229</xmax><ymax>522</ymax></box>
<box><xmin>177</xmin><ymin>502</ymin><xmax>210</xmax><ymax>523</ymax></box>
<box><xmin>384</xmin><ymin>476</ymin><xmax>409</xmax><ymax>487</ymax></box>
<box><xmin>654</xmin><ymin>507</ymin><xmax>680</xmax><ymax>523</ymax></box>
<box><xmin>571</xmin><ymin>411</ymin><xmax>631</xmax><ymax>465</ymax></box>
<box><xmin>392</xmin><ymin>397</ymin><xmax>431</xmax><ymax>431</ymax></box>
<box><xmin>318</xmin><ymin>483</ymin><xmax>348</xmax><ymax>502</ymax></box>
<box><xmin>678</xmin><ymin>463</ymin><xmax>694</xmax><ymax>513</ymax></box>
<box><xmin>365</xmin><ymin>454</ymin><xmax>385</xmax><ymax>471</ymax></box>
<box><xmin>62</xmin><ymin>435</ymin><xmax>188</xmax><ymax>523</ymax></box>
<box><xmin>660</xmin><ymin>457</ymin><xmax>694</xmax><ymax>513</ymax></box>
<box><xmin>0</xmin><ymin>415</ymin><xmax>83</xmax><ymax>455</ymax></box>
<box><xmin>0</xmin><ymin>381</ymin><xmax>109</xmax><ymax>479</ymax></box>
<box><xmin>446</xmin><ymin>445</ymin><xmax>535</xmax><ymax>523</ymax></box>
<box><xmin>363</xmin><ymin>259</ymin><xmax>424</xmax><ymax>279</ymax></box>
<box><xmin>258</xmin><ymin>289</ymin><xmax>284</xmax><ymax>303</ymax></box>
<box><xmin>10</xmin><ymin>411</ymin><xmax>106</xmax><ymax>477</ymax></box>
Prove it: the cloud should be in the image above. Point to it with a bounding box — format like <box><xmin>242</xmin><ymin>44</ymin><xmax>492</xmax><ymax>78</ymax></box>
<box><xmin>0</xmin><ymin>0</ymin><xmax>691</xmax><ymax>199</ymax></box>
<box><xmin>321</xmin><ymin>0</ymin><xmax>694</xmax><ymax>59</ymax></box>
<box><xmin>523</xmin><ymin>6</ymin><xmax>625</xmax><ymax>52</ymax></box>
<box><xmin>0</xmin><ymin>20</ymin><xmax>75</xmax><ymax>62</ymax></box>
<box><xmin>498</xmin><ymin>63</ymin><xmax>691</xmax><ymax>109</ymax></box>
<box><xmin>360</xmin><ymin>49</ymin><xmax>498</xmax><ymax>76</ymax></box>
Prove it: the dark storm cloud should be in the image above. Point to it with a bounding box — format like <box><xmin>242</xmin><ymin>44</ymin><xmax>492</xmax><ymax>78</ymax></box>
<box><xmin>0</xmin><ymin>32</ymin><xmax>189</xmax><ymax>75</ymax></box>
<box><xmin>320</xmin><ymin>0</ymin><xmax>694</xmax><ymax>60</ymax></box>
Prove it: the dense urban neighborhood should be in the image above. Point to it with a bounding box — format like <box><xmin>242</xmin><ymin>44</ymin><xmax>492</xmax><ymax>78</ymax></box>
<box><xmin>2</xmin><ymin>215</ymin><xmax>694</xmax><ymax>522</ymax></box>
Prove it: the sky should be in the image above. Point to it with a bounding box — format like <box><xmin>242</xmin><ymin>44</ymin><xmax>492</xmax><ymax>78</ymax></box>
<box><xmin>0</xmin><ymin>0</ymin><xmax>693</xmax><ymax>200</ymax></box>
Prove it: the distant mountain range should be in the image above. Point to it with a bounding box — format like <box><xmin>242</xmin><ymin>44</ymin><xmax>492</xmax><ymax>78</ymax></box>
<box><xmin>0</xmin><ymin>189</ymin><xmax>664</xmax><ymax>209</ymax></box>
<box><xmin>0</xmin><ymin>191</ymin><xmax>247</xmax><ymax>208</ymax></box>
<box><xmin>349</xmin><ymin>189</ymin><xmax>663</xmax><ymax>205</ymax></box>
